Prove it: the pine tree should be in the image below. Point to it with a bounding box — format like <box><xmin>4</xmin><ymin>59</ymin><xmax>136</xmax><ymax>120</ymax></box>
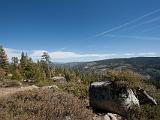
<box><xmin>11</xmin><ymin>57</ymin><xmax>19</xmax><ymax>68</ymax></box>
<box><xmin>0</xmin><ymin>45</ymin><xmax>9</xmax><ymax>72</ymax></box>
<box><xmin>10</xmin><ymin>57</ymin><xmax>22</xmax><ymax>80</ymax></box>
<box><xmin>41</xmin><ymin>52</ymin><xmax>52</xmax><ymax>79</ymax></box>
<box><xmin>20</xmin><ymin>52</ymin><xmax>28</xmax><ymax>69</ymax></box>
<box><xmin>41</xmin><ymin>52</ymin><xmax>50</xmax><ymax>64</ymax></box>
<box><xmin>20</xmin><ymin>52</ymin><xmax>29</xmax><ymax>78</ymax></box>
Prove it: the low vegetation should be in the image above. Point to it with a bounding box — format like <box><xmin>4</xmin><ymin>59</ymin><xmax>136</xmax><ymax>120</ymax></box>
<box><xmin>128</xmin><ymin>105</ymin><xmax>160</xmax><ymax>120</ymax></box>
<box><xmin>0</xmin><ymin>88</ymin><xmax>94</xmax><ymax>120</ymax></box>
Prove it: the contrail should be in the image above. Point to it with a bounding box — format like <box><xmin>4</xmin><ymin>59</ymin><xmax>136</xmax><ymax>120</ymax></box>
<box><xmin>140</xmin><ymin>25</ymin><xmax>160</xmax><ymax>33</ymax></box>
<box><xmin>104</xmin><ymin>34</ymin><xmax>160</xmax><ymax>41</ymax></box>
<box><xmin>117</xmin><ymin>16</ymin><xmax>160</xmax><ymax>32</ymax></box>
<box><xmin>142</xmin><ymin>16</ymin><xmax>160</xmax><ymax>24</ymax></box>
<box><xmin>96</xmin><ymin>8</ymin><xmax>160</xmax><ymax>37</ymax></box>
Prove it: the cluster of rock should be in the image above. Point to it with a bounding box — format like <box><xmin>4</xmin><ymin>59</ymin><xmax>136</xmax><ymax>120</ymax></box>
<box><xmin>89</xmin><ymin>81</ymin><xmax>157</xmax><ymax>118</ymax></box>
<box><xmin>50</xmin><ymin>76</ymin><xmax>67</xmax><ymax>84</ymax></box>
<box><xmin>93</xmin><ymin>113</ymin><xmax>124</xmax><ymax>120</ymax></box>
<box><xmin>22</xmin><ymin>76</ymin><xmax>67</xmax><ymax>84</ymax></box>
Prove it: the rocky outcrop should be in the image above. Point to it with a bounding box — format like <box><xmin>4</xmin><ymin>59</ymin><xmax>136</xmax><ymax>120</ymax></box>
<box><xmin>89</xmin><ymin>81</ymin><xmax>140</xmax><ymax>116</ymax></box>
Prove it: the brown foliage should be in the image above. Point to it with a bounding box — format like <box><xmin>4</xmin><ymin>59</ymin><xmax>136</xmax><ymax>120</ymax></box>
<box><xmin>0</xmin><ymin>88</ymin><xmax>94</xmax><ymax>120</ymax></box>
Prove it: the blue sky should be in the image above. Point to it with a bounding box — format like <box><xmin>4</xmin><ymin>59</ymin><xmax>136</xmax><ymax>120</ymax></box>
<box><xmin>0</xmin><ymin>0</ymin><xmax>160</xmax><ymax>62</ymax></box>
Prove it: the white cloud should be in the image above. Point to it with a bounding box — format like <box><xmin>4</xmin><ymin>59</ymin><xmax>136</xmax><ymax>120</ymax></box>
<box><xmin>4</xmin><ymin>48</ymin><xmax>22</xmax><ymax>59</ymax></box>
<box><xmin>31</xmin><ymin>51</ymin><xmax>80</xmax><ymax>59</ymax></box>
<box><xmin>30</xmin><ymin>49</ymin><xmax>118</xmax><ymax>58</ymax></box>
<box><xmin>137</xmin><ymin>52</ymin><xmax>156</xmax><ymax>56</ymax></box>
<box><xmin>50</xmin><ymin>51</ymin><xmax>80</xmax><ymax>59</ymax></box>
<box><xmin>4</xmin><ymin>47</ymin><xmax>159</xmax><ymax>62</ymax></box>
<box><xmin>31</xmin><ymin>50</ymin><xmax>48</xmax><ymax>57</ymax></box>
<box><xmin>30</xmin><ymin>50</ymin><xmax>117</xmax><ymax>59</ymax></box>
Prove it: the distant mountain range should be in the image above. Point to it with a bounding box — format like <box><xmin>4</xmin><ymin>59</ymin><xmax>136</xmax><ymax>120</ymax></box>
<box><xmin>60</xmin><ymin>57</ymin><xmax>160</xmax><ymax>85</ymax></box>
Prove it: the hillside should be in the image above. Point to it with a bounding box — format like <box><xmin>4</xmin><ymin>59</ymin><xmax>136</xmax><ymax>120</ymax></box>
<box><xmin>63</xmin><ymin>57</ymin><xmax>160</xmax><ymax>86</ymax></box>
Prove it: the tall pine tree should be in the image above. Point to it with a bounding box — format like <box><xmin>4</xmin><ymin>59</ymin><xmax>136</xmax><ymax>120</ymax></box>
<box><xmin>41</xmin><ymin>52</ymin><xmax>52</xmax><ymax>79</ymax></box>
<box><xmin>11</xmin><ymin>57</ymin><xmax>19</xmax><ymax>68</ymax></box>
<box><xmin>0</xmin><ymin>45</ymin><xmax>9</xmax><ymax>72</ymax></box>
<box><xmin>20</xmin><ymin>52</ymin><xmax>27</xmax><ymax>69</ymax></box>
<box><xmin>20</xmin><ymin>52</ymin><xmax>28</xmax><ymax>78</ymax></box>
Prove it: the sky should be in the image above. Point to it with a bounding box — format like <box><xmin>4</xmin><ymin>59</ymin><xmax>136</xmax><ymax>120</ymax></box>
<box><xmin>0</xmin><ymin>0</ymin><xmax>160</xmax><ymax>62</ymax></box>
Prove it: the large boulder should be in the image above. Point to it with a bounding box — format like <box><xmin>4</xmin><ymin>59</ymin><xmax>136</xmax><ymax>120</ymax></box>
<box><xmin>89</xmin><ymin>81</ymin><xmax>140</xmax><ymax>116</ymax></box>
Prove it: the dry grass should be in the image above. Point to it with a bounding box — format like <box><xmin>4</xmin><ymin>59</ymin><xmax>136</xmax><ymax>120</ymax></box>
<box><xmin>0</xmin><ymin>88</ymin><xmax>94</xmax><ymax>120</ymax></box>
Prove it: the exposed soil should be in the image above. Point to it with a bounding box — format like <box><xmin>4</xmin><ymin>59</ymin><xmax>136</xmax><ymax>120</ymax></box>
<box><xmin>0</xmin><ymin>85</ymin><xmax>39</xmax><ymax>97</ymax></box>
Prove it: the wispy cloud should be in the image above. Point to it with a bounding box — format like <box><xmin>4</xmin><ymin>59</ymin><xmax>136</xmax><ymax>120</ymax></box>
<box><xmin>123</xmin><ymin>52</ymin><xmax>156</xmax><ymax>56</ymax></box>
<box><xmin>139</xmin><ymin>25</ymin><xmax>160</xmax><ymax>33</ymax></box>
<box><xmin>96</xmin><ymin>8</ymin><xmax>160</xmax><ymax>37</ymax></box>
<box><xmin>4</xmin><ymin>48</ymin><xmax>159</xmax><ymax>62</ymax></box>
<box><xmin>104</xmin><ymin>34</ymin><xmax>160</xmax><ymax>41</ymax></box>
<box><xmin>121</xmin><ymin>16</ymin><xmax>160</xmax><ymax>31</ymax></box>
<box><xmin>142</xmin><ymin>16</ymin><xmax>160</xmax><ymax>24</ymax></box>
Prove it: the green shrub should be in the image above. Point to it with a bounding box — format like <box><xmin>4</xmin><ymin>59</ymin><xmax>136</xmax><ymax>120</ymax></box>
<box><xmin>128</xmin><ymin>104</ymin><xmax>160</xmax><ymax>120</ymax></box>
<box><xmin>11</xmin><ymin>70</ymin><xmax>22</xmax><ymax>80</ymax></box>
<box><xmin>58</xmin><ymin>82</ymin><xmax>88</xmax><ymax>98</ymax></box>
<box><xmin>105</xmin><ymin>70</ymin><xmax>143</xmax><ymax>88</ymax></box>
<box><xmin>0</xmin><ymin>67</ymin><xmax>6</xmax><ymax>80</ymax></box>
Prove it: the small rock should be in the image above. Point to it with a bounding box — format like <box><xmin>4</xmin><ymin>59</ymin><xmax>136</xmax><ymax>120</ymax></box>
<box><xmin>42</xmin><ymin>85</ymin><xmax>59</xmax><ymax>89</ymax></box>
<box><xmin>65</xmin><ymin>116</ymin><xmax>71</xmax><ymax>120</ymax></box>
<box><xmin>104</xmin><ymin>115</ymin><xmax>110</xmax><ymax>120</ymax></box>
<box><xmin>93</xmin><ymin>115</ymin><xmax>102</xmax><ymax>120</ymax></box>
<box><xmin>107</xmin><ymin>113</ymin><xmax>117</xmax><ymax>120</ymax></box>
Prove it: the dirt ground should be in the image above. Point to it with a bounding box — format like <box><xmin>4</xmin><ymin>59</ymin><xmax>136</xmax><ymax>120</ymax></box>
<box><xmin>0</xmin><ymin>85</ymin><xmax>39</xmax><ymax>97</ymax></box>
